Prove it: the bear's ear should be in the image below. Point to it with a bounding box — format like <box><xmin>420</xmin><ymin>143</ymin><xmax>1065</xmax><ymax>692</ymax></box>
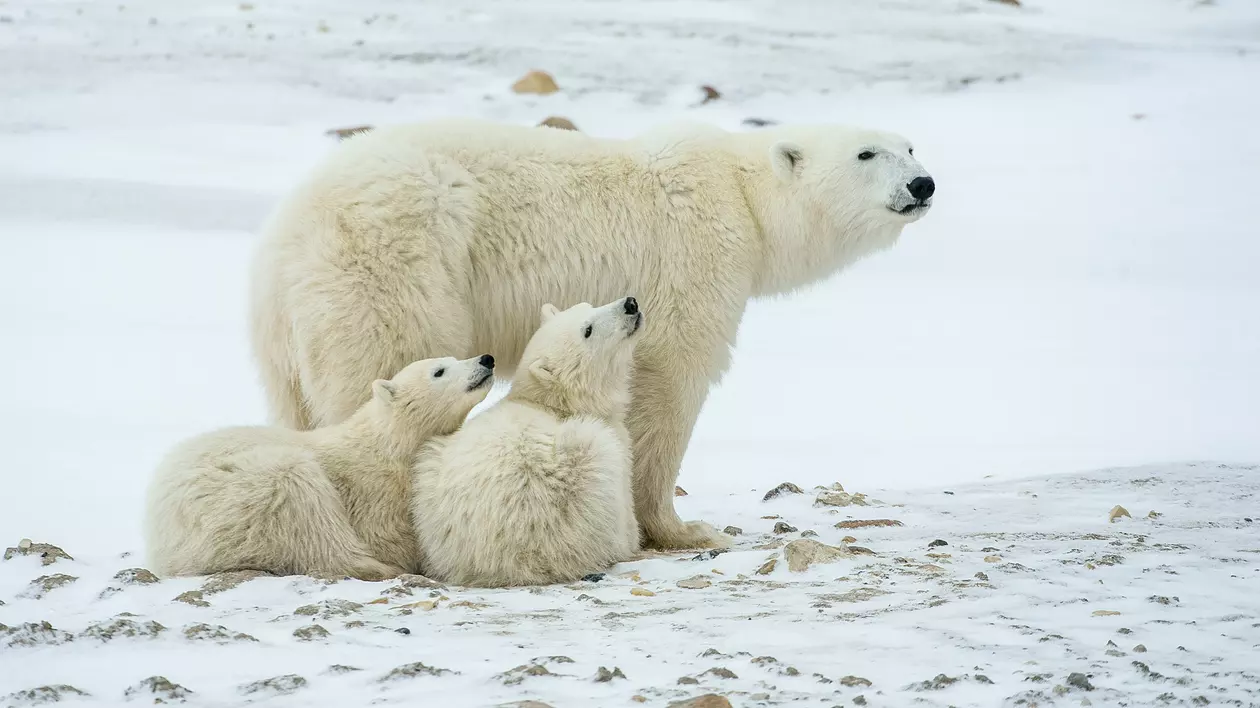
<box><xmin>528</xmin><ymin>358</ymin><xmax>555</xmax><ymax>384</ymax></box>
<box><xmin>372</xmin><ymin>379</ymin><xmax>398</xmax><ymax>404</ymax></box>
<box><xmin>770</xmin><ymin>141</ymin><xmax>805</xmax><ymax>181</ymax></box>
<box><xmin>540</xmin><ymin>303</ymin><xmax>560</xmax><ymax>322</ymax></box>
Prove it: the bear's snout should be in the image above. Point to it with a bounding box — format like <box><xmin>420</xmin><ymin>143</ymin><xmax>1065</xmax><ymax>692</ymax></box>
<box><xmin>907</xmin><ymin>176</ymin><xmax>935</xmax><ymax>201</ymax></box>
<box><xmin>478</xmin><ymin>354</ymin><xmax>495</xmax><ymax>369</ymax></box>
<box><xmin>623</xmin><ymin>297</ymin><xmax>639</xmax><ymax>316</ymax></box>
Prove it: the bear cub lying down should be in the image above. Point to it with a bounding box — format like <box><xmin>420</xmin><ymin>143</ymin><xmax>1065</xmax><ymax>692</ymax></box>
<box><xmin>412</xmin><ymin>296</ymin><xmax>643</xmax><ymax>587</ymax></box>
<box><xmin>144</xmin><ymin>355</ymin><xmax>495</xmax><ymax>580</ymax></box>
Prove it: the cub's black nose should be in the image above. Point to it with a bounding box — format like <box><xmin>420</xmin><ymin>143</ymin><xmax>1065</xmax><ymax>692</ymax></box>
<box><xmin>907</xmin><ymin>176</ymin><xmax>935</xmax><ymax>201</ymax></box>
<box><xmin>478</xmin><ymin>354</ymin><xmax>495</xmax><ymax>369</ymax></box>
<box><xmin>623</xmin><ymin>297</ymin><xmax>639</xmax><ymax>315</ymax></box>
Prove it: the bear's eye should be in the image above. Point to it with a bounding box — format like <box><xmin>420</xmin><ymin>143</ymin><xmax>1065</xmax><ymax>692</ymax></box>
<box><xmin>858</xmin><ymin>151</ymin><xmax>876</xmax><ymax>161</ymax></box>
<box><xmin>583</xmin><ymin>325</ymin><xmax>593</xmax><ymax>339</ymax></box>
<box><xmin>433</xmin><ymin>368</ymin><xmax>445</xmax><ymax>378</ymax></box>
<box><xmin>908</xmin><ymin>147</ymin><xmax>914</xmax><ymax>156</ymax></box>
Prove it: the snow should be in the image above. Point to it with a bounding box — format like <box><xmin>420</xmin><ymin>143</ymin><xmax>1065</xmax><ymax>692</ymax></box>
<box><xmin>1</xmin><ymin>0</ymin><xmax>1259</xmax><ymax>705</ymax></box>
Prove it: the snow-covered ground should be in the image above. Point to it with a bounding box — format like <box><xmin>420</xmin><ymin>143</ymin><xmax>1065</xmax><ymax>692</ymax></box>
<box><xmin>2</xmin><ymin>0</ymin><xmax>1258</xmax><ymax>705</ymax></box>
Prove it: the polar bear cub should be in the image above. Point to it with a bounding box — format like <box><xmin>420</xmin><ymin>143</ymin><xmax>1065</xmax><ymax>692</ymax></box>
<box><xmin>144</xmin><ymin>355</ymin><xmax>496</xmax><ymax>580</ymax></box>
<box><xmin>412</xmin><ymin>297</ymin><xmax>643</xmax><ymax>587</ymax></box>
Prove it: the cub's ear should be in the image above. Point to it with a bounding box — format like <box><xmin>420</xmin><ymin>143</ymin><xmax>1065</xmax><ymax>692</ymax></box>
<box><xmin>528</xmin><ymin>358</ymin><xmax>555</xmax><ymax>384</ymax></box>
<box><xmin>372</xmin><ymin>379</ymin><xmax>398</xmax><ymax>404</ymax></box>
<box><xmin>770</xmin><ymin>141</ymin><xmax>805</xmax><ymax>181</ymax></box>
<box><xmin>540</xmin><ymin>303</ymin><xmax>560</xmax><ymax>322</ymax></box>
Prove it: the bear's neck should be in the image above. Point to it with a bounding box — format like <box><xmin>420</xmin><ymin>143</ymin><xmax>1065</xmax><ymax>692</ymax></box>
<box><xmin>309</xmin><ymin>411</ymin><xmax>428</xmax><ymax>471</ymax></box>
<box><xmin>505</xmin><ymin>375</ymin><xmax>629</xmax><ymax>425</ymax></box>
<box><xmin>732</xmin><ymin>140</ymin><xmax>905</xmax><ymax>298</ymax></box>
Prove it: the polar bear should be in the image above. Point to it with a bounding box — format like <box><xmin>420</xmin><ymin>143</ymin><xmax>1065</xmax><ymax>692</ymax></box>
<box><xmin>412</xmin><ymin>297</ymin><xmax>641</xmax><ymax>587</ymax></box>
<box><xmin>249</xmin><ymin>118</ymin><xmax>934</xmax><ymax>550</ymax></box>
<box><xmin>144</xmin><ymin>354</ymin><xmax>495</xmax><ymax>580</ymax></box>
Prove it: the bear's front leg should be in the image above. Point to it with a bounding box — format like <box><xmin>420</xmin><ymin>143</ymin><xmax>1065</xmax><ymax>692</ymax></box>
<box><xmin>626</xmin><ymin>356</ymin><xmax>731</xmax><ymax>551</ymax></box>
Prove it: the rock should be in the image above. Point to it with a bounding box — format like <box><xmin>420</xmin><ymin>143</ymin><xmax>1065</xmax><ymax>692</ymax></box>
<box><xmin>582</xmin><ymin>572</ymin><xmax>605</xmax><ymax>582</ymax></box>
<box><xmin>762</xmin><ymin>482</ymin><xmax>803</xmax><ymax>501</ymax></box>
<box><xmin>113</xmin><ymin>568</ymin><xmax>160</xmax><ymax>585</ymax></box>
<box><xmin>2</xmin><ymin>621</ymin><xmax>74</xmax><ymax>648</ymax></box>
<box><xmin>816</xmin><ymin>490</ymin><xmax>869</xmax><ymax>507</ymax></box>
<box><xmin>677</xmin><ymin>676</ymin><xmax>700</xmax><ymax>685</ymax></box>
<box><xmin>691</xmin><ymin>549</ymin><xmax>729</xmax><ymax>562</ymax></box>
<box><xmin>784</xmin><ymin>539</ymin><xmax>855</xmax><ymax>572</ymax></box>
<box><xmin>1148</xmin><ymin>510</ymin><xmax>1163</xmax><ymax>519</ymax></box>
<box><xmin>594</xmin><ymin>666</ymin><xmax>627</xmax><ymax>682</ymax></box>
<box><xmin>840</xmin><ymin>675</ymin><xmax>873</xmax><ymax>687</ymax></box>
<box><xmin>703</xmin><ymin>667</ymin><xmax>738</xmax><ymax>679</ymax></box>
<box><xmin>752</xmin><ymin>539</ymin><xmax>785</xmax><ymax>550</ymax></box>
<box><xmin>536</xmin><ymin>116</ymin><xmax>578</xmax><ymax>131</ymax></box>
<box><xmin>4</xmin><ymin>685</ymin><xmax>89</xmax><ymax>705</ymax></box>
<box><xmin>511</xmin><ymin>70</ymin><xmax>559</xmax><ymax>95</ymax></box>
<box><xmin>395</xmin><ymin>627</ymin><xmax>411</xmax><ymax>634</ymax></box>
<box><xmin>20</xmin><ymin>573</ymin><xmax>78</xmax><ymax>599</ymax></box>
<box><xmin>756</xmin><ymin>558</ymin><xmax>777</xmax><ymax>575</ymax></box>
<box><xmin>772</xmin><ymin>522</ymin><xmax>798</xmax><ymax>534</ymax></box>
<box><xmin>1092</xmin><ymin>610</ymin><xmax>1122</xmax><ymax>617</ymax></box>
<box><xmin>853</xmin><ymin>697</ymin><xmax>868</xmax><ymax>706</ymax></box>
<box><xmin>1067</xmin><ymin>672</ymin><xmax>1095</xmax><ymax>691</ymax></box>
<box><xmin>928</xmin><ymin>539</ymin><xmax>948</xmax><ymax>548</ymax></box>
<box><xmin>722</xmin><ymin>526</ymin><xmax>743</xmax><ymax>536</ymax></box>
<box><xmin>984</xmin><ymin>555</ymin><xmax>1001</xmax><ymax>563</ymax></box>
<box><xmin>841</xmin><ymin>535</ymin><xmax>857</xmax><ymax>543</ymax></box>
<box><xmin>324</xmin><ymin>665</ymin><xmax>362</xmax><ymax>675</ymax></box>
<box><xmin>630</xmin><ymin>588</ymin><xmax>655</xmax><ymax>597</ymax></box>
<box><xmin>182</xmin><ymin>623</ymin><xmax>257</xmax><ymax>643</ymax></box>
<box><xmin>294</xmin><ymin>598</ymin><xmax>362</xmax><ymax>619</ymax></box>
<box><xmin>834</xmin><ymin>519</ymin><xmax>902</xmax><ymax>529</ymax></box>
<box><xmin>386</xmin><ymin>574</ymin><xmax>446</xmax><ymax>594</ymax></box>
<box><xmin>201</xmin><ymin>570</ymin><xmax>268</xmax><ymax>595</ymax></box>
<box><xmin>800</xmin><ymin>529</ymin><xmax>819</xmax><ymax>538</ymax></box>
<box><xmin>239</xmin><ymin>675</ymin><xmax>306</xmax><ymax>696</ymax></box>
<box><xmin>750</xmin><ymin>656</ymin><xmax>778</xmax><ymax>665</ymax></box>
<box><xmin>1133</xmin><ymin>644</ymin><xmax>1147</xmax><ymax>653</ymax></box>
<box><xmin>124</xmin><ymin>676</ymin><xmax>192</xmax><ymax>703</ymax></box>
<box><xmin>974</xmin><ymin>572</ymin><xmax>989</xmax><ymax>581</ymax></box>
<box><xmin>294</xmin><ymin>624</ymin><xmax>330</xmax><ymax>641</ymax></box>
<box><xmin>1148</xmin><ymin>595</ymin><xmax>1178</xmax><ymax>605</ymax></box>
<box><xmin>496</xmin><ymin>664</ymin><xmax>555</xmax><ymax>685</ymax></box>
<box><xmin>742</xmin><ymin>117</ymin><xmax>779</xmax><ymax>128</ymax></box>
<box><xmin>667</xmin><ymin>695</ymin><xmax>732</xmax><ymax>708</ymax></box>
<box><xmin>173</xmin><ymin>590</ymin><xmax>209</xmax><ymax>607</ymax></box>
<box><xmin>81</xmin><ymin>617</ymin><xmax>165</xmax><ymax>642</ymax></box>
<box><xmin>325</xmin><ymin>125</ymin><xmax>373</xmax><ymax>140</ymax></box>
<box><xmin>676</xmin><ymin>575</ymin><xmax>712</xmax><ymax>590</ymax></box>
<box><xmin>675</xmin><ymin>485</ymin><xmax>689</xmax><ymax>496</ymax></box>
<box><xmin>908</xmin><ymin>673</ymin><xmax>960</xmax><ymax>691</ymax></box>
<box><xmin>699</xmin><ymin>85</ymin><xmax>721</xmax><ymax>104</ymax></box>
<box><xmin>380</xmin><ymin>662</ymin><xmax>455</xmax><ymax>683</ymax></box>
<box><xmin>4</xmin><ymin>540</ymin><xmax>73</xmax><ymax>566</ymax></box>
<box><xmin>992</xmin><ymin>0</ymin><xmax>1021</xmax><ymax>6</ymax></box>
<box><xmin>1108</xmin><ymin>505</ymin><xmax>1132</xmax><ymax>523</ymax></box>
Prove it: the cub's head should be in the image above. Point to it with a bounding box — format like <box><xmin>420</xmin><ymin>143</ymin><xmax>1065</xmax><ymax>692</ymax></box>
<box><xmin>369</xmin><ymin>354</ymin><xmax>496</xmax><ymax>437</ymax></box>
<box><xmin>511</xmin><ymin>296</ymin><xmax>643</xmax><ymax>418</ymax></box>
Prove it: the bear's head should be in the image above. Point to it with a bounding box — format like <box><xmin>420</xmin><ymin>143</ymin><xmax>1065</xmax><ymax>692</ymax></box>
<box><xmin>368</xmin><ymin>354</ymin><xmax>496</xmax><ymax>440</ymax></box>
<box><xmin>754</xmin><ymin>125</ymin><xmax>934</xmax><ymax>293</ymax></box>
<box><xmin>509</xmin><ymin>296</ymin><xmax>643</xmax><ymax>420</ymax></box>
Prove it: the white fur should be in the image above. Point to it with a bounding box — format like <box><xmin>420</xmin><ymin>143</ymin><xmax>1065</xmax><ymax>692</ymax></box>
<box><xmin>250</xmin><ymin>118</ymin><xmax>933</xmax><ymax>550</ymax></box>
<box><xmin>143</xmin><ymin>356</ymin><xmax>494</xmax><ymax>579</ymax></box>
<box><xmin>412</xmin><ymin>298</ymin><xmax>641</xmax><ymax>587</ymax></box>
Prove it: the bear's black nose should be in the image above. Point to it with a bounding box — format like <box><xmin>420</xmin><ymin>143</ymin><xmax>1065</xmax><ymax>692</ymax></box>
<box><xmin>623</xmin><ymin>297</ymin><xmax>639</xmax><ymax>315</ymax></box>
<box><xmin>907</xmin><ymin>176</ymin><xmax>935</xmax><ymax>201</ymax></box>
<box><xmin>478</xmin><ymin>354</ymin><xmax>495</xmax><ymax>369</ymax></box>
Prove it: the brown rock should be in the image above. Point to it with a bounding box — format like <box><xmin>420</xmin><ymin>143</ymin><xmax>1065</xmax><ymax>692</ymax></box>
<box><xmin>4</xmin><ymin>539</ymin><xmax>73</xmax><ymax>565</ymax></box>
<box><xmin>784</xmin><ymin>539</ymin><xmax>855</xmax><ymax>572</ymax></box>
<box><xmin>675</xmin><ymin>486</ymin><xmax>689</xmax><ymax>497</ymax></box>
<box><xmin>700</xmin><ymin>85</ymin><xmax>722</xmax><ymax>104</ymax></box>
<box><xmin>512</xmin><ymin>70</ymin><xmax>559</xmax><ymax>95</ymax></box>
<box><xmin>325</xmin><ymin>125</ymin><xmax>373</xmax><ymax>141</ymax></box>
<box><xmin>834</xmin><ymin>519</ymin><xmax>903</xmax><ymax>529</ymax></box>
<box><xmin>816</xmin><ymin>491</ymin><xmax>869</xmax><ymax>507</ymax></box>
<box><xmin>594</xmin><ymin>666</ymin><xmax>626</xmax><ymax>682</ymax></box>
<box><xmin>723</xmin><ymin>526</ymin><xmax>743</xmax><ymax>536</ymax></box>
<box><xmin>841</xmin><ymin>536</ymin><xmax>858</xmax><ymax>543</ymax></box>
<box><xmin>201</xmin><ymin>570</ymin><xmax>269</xmax><ymax>595</ymax></box>
<box><xmin>773</xmin><ymin>522</ymin><xmax>798</xmax><ymax>534</ymax></box>
<box><xmin>676</xmin><ymin>575</ymin><xmax>712</xmax><ymax>590</ymax></box>
<box><xmin>668</xmin><ymin>695</ymin><xmax>733</xmax><ymax>708</ymax></box>
<box><xmin>630</xmin><ymin>588</ymin><xmax>655</xmax><ymax>597</ymax></box>
<box><xmin>992</xmin><ymin>0</ymin><xmax>1020</xmax><ymax>5</ymax></box>
<box><xmin>537</xmin><ymin>115</ymin><xmax>578</xmax><ymax>130</ymax></box>
<box><xmin>113</xmin><ymin>568</ymin><xmax>159</xmax><ymax>585</ymax></box>
<box><xmin>173</xmin><ymin>590</ymin><xmax>209</xmax><ymax>607</ymax></box>
<box><xmin>755</xmin><ymin>558</ymin><xmax>777</xmax><ymax>575</ymax></box>
<box><xmin>1108</xmin><ymin>505</ymin><xmax>1132</xmax><ymax>523</ymax></box>
<box><xmin>293</xmin><ymin>624</ymin><xmax>330</xmax><ymax>642</ymax></box>
<box><xmin>21</xmin><ymin>574</ymin><xmax>78</xmax><ymax>599</ymax></box>
<box><xmin>763</xmin><ymin>482</ymin><xmax>803</xmax><ymax>501</ymax></box>
<box><xmin>840</xmin><ymin>675</ymin><xmax>873</xmax><ymax>687</ymax></box>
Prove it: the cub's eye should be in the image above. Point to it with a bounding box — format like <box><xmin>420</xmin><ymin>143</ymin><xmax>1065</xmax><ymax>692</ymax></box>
<box><xmin>858</xmin><ymin>151</ymin><xmax>876</xmax><ymax>161</ymax></box>
<box><xmin>583</xmin><ymin>325</ymin><xmax>593</xmax><ymax>339</ymax></box>
<box><xmin>433</xmin><ymin>368</ymin><xmax>445</xmax><ymax>378</ymax></box>
<box><xmin>908</xmin><ymin>147</ymin><xmax>915</xmax><ymax>156</ymax></box>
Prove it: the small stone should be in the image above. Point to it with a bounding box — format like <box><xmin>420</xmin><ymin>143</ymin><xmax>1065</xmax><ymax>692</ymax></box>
<box><xmin>582</xmin><ymin>573</ymin><xmax>605</xmax><ymax>582</ymax></box>
<box><xmin>703</xmin><ymin>667</ymin><xmax>738</xmax><ymax>679</ymax></box>
<box><xmin>4</xmin><ymin>540</ymin><xmax>73</xmax><ymax>565</ymax></box>
<box><xmin>1067</xmin><ymin>673</ymin><xmax>1095</xmax><ymax>691</ymax></box>
<box><xmin>239</xmin><ymin>675</ymin><xmax>306</xmax><ymax>696</ymax></box>
<box><xmin>293</xmin><ymin>624</ymin><xmax>330</xmax><ymax>641</ymax></box>
<box><xmin>841</xmin><ymin>535</ymin><xmax>857</xmax><ymax>543</ymax></box>
<box><xmin>1148</xmin><ymin>510</ymin><xmax>1163</xmax><ymax>519</ymax></box>
<box><xmin>984</xmin><ymin>555</ymin><xmax>1001</xmax><ymax>563</ymax></box>
<box><xmin>1117</xmin><ymin>628</ymin><xmax>1132</xmax><ymax>634</ymax></box>
<box><xmin>742</xmin><ymin>117</ymin><xmax>778</xmax><ymax>128</ymax></box>
<box><xmin>667</xmin><ymin>694</ymin><xmax>733</xmax><ymax>708</ymax></box>
<box><xmin>594</xmin><ymin>666</ymin><xmax>626</xmax><ymax>682</ymax></box>
<box><xmin>992</xmin><ymin>0</ymin><xmax>1021</xmax><ymax>6</ymax></box>
<box><xmin>974</xmin><ymin>572</ymin><xmax>989</xmax><ymax>581</ymax></box>
<box><xmin>1108</xmin><ymin>505</ymin><xmax>1132</xmax><ymax>523</ymax></box>
<box><xmin>840</xmin><ymin>675</ymin><xmax>873</xmax><ymax>687</ymax></box>
<box><xmin>632</xmin><ymin>697</ymin><xmax>647</xmax><ymax>704</ymax></box>
<box><xmin>756</xmin><ymin>558</ymin><xmax>777</xmax><ymax>575</ymax></box>
<box><xmin>511</xmin><ymin>70</ymin><xmax>559</xmax><ymax>95</ymax></box>
<box><xmin>853</xmin><ymin>697</ymin><xmax>868</xmax><ymax>706</ymax></box>
<box><xmin>773</xmin><ymin>522</ymin><xmax>798</xmax><ymax>534</ymax></box>
<box><xmin>908</xmin><ymin>673</ymin><xmax>960</xmax><ymax>691</ymax></box>
<box><xmin>699</xmin><ymin>85</ymin><xmax>722</xmax><ymax>104</ymax></box>
<box><xmin>113</xmin><ymin>568</ymin><xmax>160</xmax><ymax>585</ymax></box>
<box><xmin>816</xmin><ymin>490</ymin><xmax>869</xmax><ymax>507</ymax></box>
<box><xmin>974</xmin><ymin>674</ymin><xmax>994</xmax><ymax>684</ymax></box>
<box><xmin>691</xmin><ymin>549</ymin><xmax>729</xmax><ymax>562</ymax></box>
<box><xmin>497</xmin><ymin>664</ymin><xmax>554</xmax><ymax>685</ymax></box>
<box><xmin>677</xmin><ymin>575</ymin><xmax>712</xmax><ymax>590</ymax></box>
<box><xmin>1092</xmin><ymin>610</ymin><xmax>1121</xmax><ymax>617</ymax></box>
<box><xmin>928</xmin><ymin>539</ymin><xmax>948</xmax><ymax>548</ymax></box>
<box><xmin>630</xmin><ymin>587</ymin><xmax>655</xmax><ymax>597</ymax></box>
<box><xmin>20</xmin><ymin>573</ymin><xmax>78</xmax><ymax>599</ymax></box>
<box><xmin>81</xmin><ymin>617</ymin><xmax>165</xmax><ymax>642</ymax></box>
<box><xmin>1148</xmin><ymin>595</ymin><xmax>1178</xmax><ymax>605</ymax></box>
<box><xmin>182</xmin><ymin>623</ymin><xmax>257</xmax><ymax>643</ymax></box>
<box><xmin>834</xmin><ymin>519</ymin><xmax>903</xmax><ymax>529</ymax></box>
<box><xmin>538</xmin><ymin>116</ymin><xmax>578</xmax><ymax>131</ymax></box>
<box><xmin>677</xmin><ymin>676</ymin><xmax>700</xmax><ymax>685</ymax></box>
<box><xmin>784</xmin><ymin>539</ymin><xmax>854</xmax><ymax>572</ymax></box>
<box><xmin>800</xmin><ymin>529</ymin><xmax>819</xmax><ymax>538</ymax></box>
<box><xmin>5</xmin><ymin>685</ymin><xmax>89</xmax><ymax>705</ymax></box>
<box><xmin>763</xmin><ymin>482</ymin><xmax>804</xmax><ymax>501</ymax></box>
<box><xmin>173</xmin><ymin>590</ymin><xmax>209</xmax><ymax>607</ymax></box>
<box><xmin>722</xmin><ymin>526</ymin><xmax>742</xmax><ymax>536</ymax></box>
<box><xmin>294</xmin><ymin>598</ymin><xmax>362</xmax><ymax>619</ymax></box>
<box><xmin>395</xmin><ymin>627</ymin><xmax>411</xmax><ymax>635</ymax></box>
<box><xmin>752</xmin><ymin>539</ymin><xmax>785</xmax><ymax>550</ymax></box>
<box><xmin>675</xmin><ymin>486</ymin><xmax>689</xmax><ymax>496</ymax></box>
<box><xmin>324</xmin><ymin>665</ymin><xmax>362</xmax><ymax>675</ymax></box>
<box><xmin>380</xmin><ymin>662</ymin><xmax>455</xmax><ymax>682</ymax></box>
<box><xmin>201</xmin><ymin>570</ymin><xmax>268</xmax><ymax>595</ymax></box>
<box><xmin>1133</xmin><ymin>644</ymin><xmax>1147</xmax><ymax>653</ymax></box>
<box><xmin>2</xmin><ymin>621</ymin><xmax>74</xmax><ymax>648</ymax></box>
<box><xmin>124</xmin><ymin>676</ymin><xmax>192</xmax><ymax>703</ymax></box>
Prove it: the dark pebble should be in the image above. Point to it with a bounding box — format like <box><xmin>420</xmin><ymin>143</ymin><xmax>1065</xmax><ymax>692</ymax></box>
<box><xmin>395</xmin><ymin>627</ymin><xmax>410</xmax><ymax>635</ymax></box>
<box><xmin>582</xmin><ymin>573</ymin><xmax>605</xmax><ymax>583</ymax></box>
<box><xmin>928</xmin><ymin>539</ymin><xmax>948</xmax><ymax>548</ymax></box>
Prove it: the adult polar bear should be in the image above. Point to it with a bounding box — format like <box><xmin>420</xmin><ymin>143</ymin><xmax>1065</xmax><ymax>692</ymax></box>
<box><xmin>250</xmin><ymin>118</ymin><xmax>934</xmax><ymax>550</ymax></box>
